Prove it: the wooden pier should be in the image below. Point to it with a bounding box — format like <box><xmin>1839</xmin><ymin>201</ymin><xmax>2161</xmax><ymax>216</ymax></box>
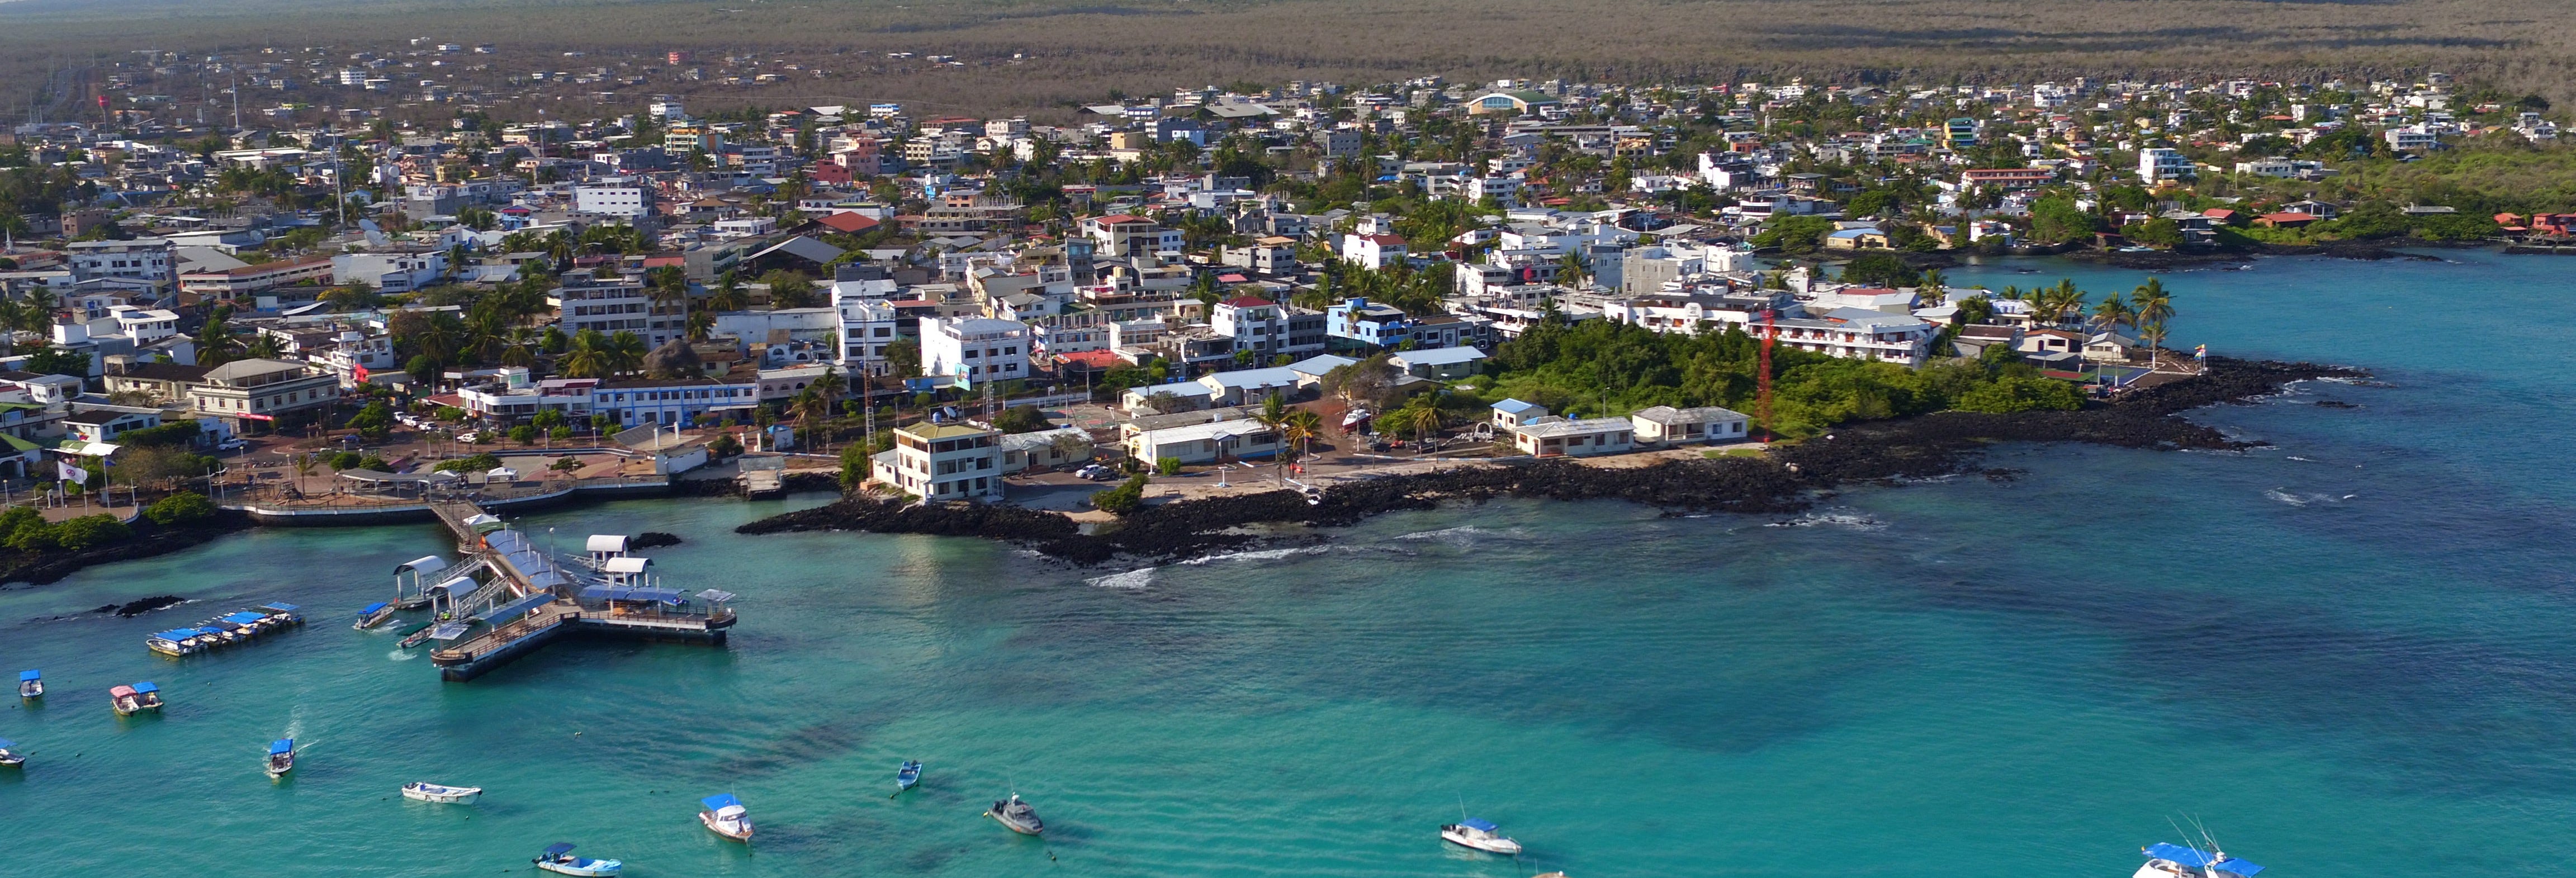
<box><xmin>422</xmin><ymin>497</ymin><xmax>736</xmax><ymax>682</ymax></box>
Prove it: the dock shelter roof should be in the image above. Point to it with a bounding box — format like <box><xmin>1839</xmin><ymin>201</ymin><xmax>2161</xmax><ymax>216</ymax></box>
<box><xmin>579</xmin><ymin>585</ymin><xmax>685</xmax><ymax>604</ymax></box>
<box><xmin>473</xmin><ymin>592</ymin><xmax>553</xmax><ymax>623</ymax></box>
<box><xmin>585</xmin><ymin>534</ymin><xmax>628</xmax><ymax>554</ymax></box>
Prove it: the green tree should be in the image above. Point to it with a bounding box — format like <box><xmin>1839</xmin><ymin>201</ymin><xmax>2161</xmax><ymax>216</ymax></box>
<box><xmin>143</xmin><ymin>491</ymin><xmax>216</xmax><ymax>525</ymax></box>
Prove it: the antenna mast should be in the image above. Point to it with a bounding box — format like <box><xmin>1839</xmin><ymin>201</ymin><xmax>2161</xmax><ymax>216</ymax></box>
<box><xmin>1756</xmin><ymin>307</ymin><xmax>1775</xmax><ymax>442</ymax></box>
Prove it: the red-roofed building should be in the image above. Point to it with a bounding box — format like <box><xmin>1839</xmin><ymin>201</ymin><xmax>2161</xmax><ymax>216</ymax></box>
<box><xmin>2254</xmin><ymin>212</ymin><xmax>2317</xmax><ymax>229</ymax></box>
<box><xmin>1342</xmin><ymin>233</ymin><xmax>1408</xmax><ymax>269</ymax></box>
<box><xmin>1081</xmin><ymin>213</ymin><xmax>1178</xmax><ymax>258</ymax></box>
<box><xmin>1054</xmin><ymin>348</ymin><xmax>1124</xmax><ymax>372</ymax></box>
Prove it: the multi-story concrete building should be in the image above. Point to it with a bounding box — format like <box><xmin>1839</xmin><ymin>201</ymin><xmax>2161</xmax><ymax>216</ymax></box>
<box><xmin>870</xmin><ymin>421</ymin><xmax>1002</xmax><ymax>501</ymax></box>
<box><xmin>187</xmin><ymin>358</ymin><xmax>341</xmax><ymax>428</ymax></box>
<box><xmin>919</xmin><ymin>316</ymin><xmax>1031</xmax><ymax>385</ymax></box>
<box><xmin>67</xmin><ymin>239</ymin><xmax>177</xmax><ymax>285</ymax></box>
<box><xmin>552</xmin><ymin>274</ymin><xmax>681</xmax><ymax>347</ymax></box>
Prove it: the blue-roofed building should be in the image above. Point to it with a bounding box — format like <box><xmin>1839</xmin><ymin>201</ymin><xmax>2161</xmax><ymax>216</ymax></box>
<box><xmin>1389</xmin><ymin>346</ymin><xmax>1488</xmax><ymax>380</ymax></box>
<box><xmin>1490</xmin><ymin>398</ymin><xmax>1550</xmax><ymax>431</ymax></box>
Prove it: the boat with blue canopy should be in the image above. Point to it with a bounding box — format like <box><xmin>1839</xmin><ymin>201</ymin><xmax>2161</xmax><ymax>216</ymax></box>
<box><xmin>699</xmin><ymin>793</ymin><xmax>755</xmax><ymax>841</ymax></box>
<box><xmin>2137</xmin><ymin>842</ymin><xmax>2264</xmax><ymax>878</ymax></box>
<box><xmin>266</xmin><ymin>739</ymin><xmax>295</xmax><ymax>777</ymax></box>
<box><xmin>18</xmin><ymin>669</ymin><xmax>41</xmax><ymax>699</ymax></box>
<box><xmin>532</xmin><ymin>843</ymin><xmax>621</xmax><ymax>876</ymax></box>
<box><xmin>896</xmin><ymin>760</ymin><xmax>922</xmax><ymax>792</ymax></box>
<box><xmin>356</xmin><ymin>602</ymin><xmax>396</xmax><ymax>630</ymax></box>
<box><xmin>111</xmin><ymin>682</ymin><xmax>162</xmax><ymax>715</ymax></box>
<box><xmin>0</xmin><ymin>737</ymin><xmax>23</xmax><ymax>767</ymax></box>
<box><xmin>146</xmin><ymin>628</ymin><xmax>219</xmax><ymax>657</ymax></box>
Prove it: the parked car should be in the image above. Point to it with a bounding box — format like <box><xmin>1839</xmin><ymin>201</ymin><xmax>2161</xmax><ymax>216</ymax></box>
<box><xmin>215</xmin><ymin>438</ymin><xmax>248</xmax><ymax>452</ymax></box>
<box><xmin>1076</xmin><ymin>464</ymin><xmax>1118</xmax><ymax>481</ymax></box>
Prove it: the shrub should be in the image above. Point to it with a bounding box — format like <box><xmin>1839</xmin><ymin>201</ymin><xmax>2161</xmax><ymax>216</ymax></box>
<box><xmin>1155</xmin><ymin>456</ymin><xmax>1182</xmax><ymax>476</ymax></box>
<box><xmin>1954</xmin><ymin>375</ymin><xmax>2085</xmax><ymax>414</ymax></box>
<box><xmin>0</xmin><ymin>506</ymin><xmax>49</xmax><ymax>552</ymax></box>
<box><xmin>53</xmin><ymin>514</ymin><xmax>132</xmax><ymax>550</ymax></box>
<box><xmin>434</xmin><ymin>452</ymin><xmax>503</xmax><ymax>473</ymax></box>
<box><xmin>508</xmin><ymin>425</ymin><xmax>538</xmax><ymax>445</ymax></box>
<box><xmin>328</xmin><ymin>451</ymin><xmax>364</xmax><ymax>471</ymax></box>
<box><xmin>144</xmin><ymin>491</ymin><xmax>216</xmax><ymax>525</ymax></box>
<box><xmin>708</xmin><ymin>434</ymin><xmax>744</xmax><ymax>459</ymax></box>
<box><xmin>1090</xmin><ymin>473</ymin><xmax>1149</xmax><ymax>514</ymax></box>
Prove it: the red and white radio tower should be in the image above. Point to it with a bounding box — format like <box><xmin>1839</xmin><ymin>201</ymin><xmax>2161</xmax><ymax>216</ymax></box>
<box><xmin>1756</xmin><ymin>308</ymin><xmax>1776</xmax><ymax>443</ymax></box>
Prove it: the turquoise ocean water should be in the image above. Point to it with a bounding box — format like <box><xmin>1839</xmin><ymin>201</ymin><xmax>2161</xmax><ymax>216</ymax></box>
<box><xmin>4</xmin><ymin>250</ymin><xmax>2572</xmax><ymax>876</ymax></box>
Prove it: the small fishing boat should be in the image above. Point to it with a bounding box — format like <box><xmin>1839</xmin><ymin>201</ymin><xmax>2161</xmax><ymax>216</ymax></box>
<box><xmin>266</xmin><ymin>739</ymin><xmax>295</xmax><ymax>777</ymax></box>
<box><xmin>259</xmin><ymin>602</ymin><xmax>305</xmax><ymax>625</ymax></box>
<box><xmin>354</xmin><ymin>602</ymin><xmax>397</xmax><ymax>630</ymax></box>
<box><xmin>0</xmin><ymin>738</ymin><xmax>24</xmax><ymax>767</ymax></box>
<box><xmin>401</xmin><ymin>781</ymin><xmax>484</xmax><ymax>804</ymax></box>
<box><xmin>986</xmin><ymin>794</ymin><xmax>1044</xmax><ymax>836</ymax></box>
<box><xmin>532</xmin><ymin>843</ymin><xmax>621</xmax><ymax>876</ymax></box>
<box><xmin>17</xmin><ymin>670</ymin><xmax>39</xmax><ymax>699</ymax></box>
<box><xmin>1441</xmin><ymin>818</ymin><xmax>1523</xmax><ymax>855</ymax></box>
<box><xmin>2136</xmin><ymin>842</ymin><xmax>2264</xmax><ymax>878</ymax></box>
<box><xmin>896</xmin><ymin>760</ymin><xmax>922</xmax><ymax>792</ymax></box>
<box><xmin>110</xmin><ymin>682</ymin><xmax>162</xmax><ymax>716</ymax></box>
<box><xmin>699</xmin><ymin>793</ymin><xmax>754</xmax><ymax>841</ymax></box>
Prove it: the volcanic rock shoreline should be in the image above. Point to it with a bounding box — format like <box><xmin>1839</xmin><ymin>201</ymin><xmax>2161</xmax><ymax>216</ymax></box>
<box><xmin>737</xmin><ymin>357</ymin><xmax>2363</xmax><ymax>566</ymax></box>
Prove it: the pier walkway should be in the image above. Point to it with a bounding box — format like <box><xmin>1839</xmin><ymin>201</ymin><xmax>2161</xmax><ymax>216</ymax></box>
<box><xmin>422</xmin><ymin>496</ymin><xmax>736</xmax><ymax>681</ymax></box>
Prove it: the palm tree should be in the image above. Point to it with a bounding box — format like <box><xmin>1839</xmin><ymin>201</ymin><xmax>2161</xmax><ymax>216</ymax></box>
<box><xmin>604</xmin><ymin>331</ymin><xmax>648</xmax><ymax>376</ymax></box>
<box><xmin>1280</xmin><ymin>409</ymin><xmax>1323</xmax><ymax>463</ymax></box>
<box><xmin>559</xmin><ymin>330</ymin><xmax>612</xmax><ymax>378</ymax></box>
<box><xmin>2090</xmin><ymin>293</ymin><xmax>2134</xmax><ymax>335</ymax></box>
<box><xmin>2132</xmin><ymin>279</ymin><xmax>2176</xmax><ymax>367</ymax></box>
<box><xmin>707</xmin><ymin>271</ymin><xmax>746</xmax><ymax>312</ymax></box>
<box><xmin>1556</xmin><ymin>250</ymin><xmax>1591</xmax><ymax>289</ymax></box>
<box><xmin>1405</xmin><ymin>400</ymin><xmax>1443</xmax><ymax>444</ymax></box>
<box><xmin>1917</xmin><ymin>268</ymin><xmax>1947</xmax><ymax>307</ymax></box>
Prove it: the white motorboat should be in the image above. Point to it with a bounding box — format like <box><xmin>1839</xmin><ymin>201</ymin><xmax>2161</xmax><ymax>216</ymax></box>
<box><xmin>987</xmin><ymin>794</ymin><xmax>1044</xmax><ymax>835</ymax></box>
<box><xmin>402</xmin><ymin>781</ymin><xmax>483</xmax><ymax>804</ymax></box>
<box><xmin>266</xmin><ymin>739</ymin><xmax>295</xmax><ymax>778</ymax></box>
<box><xmin>17</xmin><ymin>670</ymin><xmax>39</xmax><ymax>699</ymax></box>
<box><xmin>110</xmin><ymin>682</ymin><xmax>163</xmax><ymax>716</ymax></box>
<box><xmin>1441</xmin><ymin>818</ymin><xmax>1523</xmax><ymax>855</ymax></box>
<box><xmin>355</xmin><ymin>602</ymin><xmax>397</xmax><ymax>630</ymax></box>
<box><xmin>2136</xmin><ymin>842</ymin><xmax>2264</xmax><ymax>878</ymax></box>
<box><xmin>699</xmin><ymin>793</ymin><xmax>754</xmax><ymax>841</ymax></box>
<box><xmin>0</xmin><ymin>737</ymin><xmax>24</xmax><ymax>767</ymax></box>
<box><xmin>533</xmin><ymin>843</ymin><xmax>621</xmax><ymax>876</ymax></box>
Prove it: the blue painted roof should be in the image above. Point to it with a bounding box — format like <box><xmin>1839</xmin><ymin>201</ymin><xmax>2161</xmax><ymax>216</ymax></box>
<box><xmin>2145</xmin><ymin>843</ymin><xmax>2263</xmax><ymax>877</ymax></box>
<box><xmin>1492</xmin><ymin>398</ymin><xmax>1541</xmax><ymax>414</ymax></box>
<box><xmin>131</xmin><ymin>681</ymin><xmax>158</xmax><ymax>693</ymax></box>
<box><xmin>361</xmin><ymin>602</ymin><xmax>389</xmax><ymax>614</ymax></box>
<box><xmin>1393</xmin><ymin>346</ymin><xmax>1488</xmax><ymax>366</ymax></box>
<box><xmin>17</xmin><ymin>670</ymin><xmax>36</xmax><ymax>681</ymax></box>
<box><xmin>269</xmin><ymin>739</ymin><xmax>294</xmax><ymax>754</ymax></box>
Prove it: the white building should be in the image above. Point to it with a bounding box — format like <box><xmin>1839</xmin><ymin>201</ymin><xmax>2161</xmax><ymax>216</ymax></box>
<box><xmin>920</xmin><ymin>316</ymin><xmax>1031</xmax><ymax>384</ymax></box>
<box><xmin>332</xmin><ymin>251</ymin><xmax>448</xmax><ymax>292</ymax></box>
<box><xmin>1628</xmin><ymin>405</ymin><xmax>1749</xmax><ymax>444</ymax></box>
<box><xmin>832</xmin><ymin>287</ymin><xmax>901</xmax><ymax>376</ymax></box>
<box><xmin>588</xmin><ymin>375</ymin><xmax>759</xmax><ymax>428</ymax></box>
<box><xmin>573</xmin><ymin>183</ymin><xmax>654</xmax><ymax>219</ymax></box>
<box><xmin>869</xmin><ymin>421</ymin><xmax>1003</xmax><ymax>501</ymax></box>
<box><xmin>1509</xmin><ymin>416</ymin><xmax>1633</xmax><ymax>457</ymax></box>
<box><xmin>2138</xmin><ymin>148</ymin><xmax>2195</xmax><ymax>183</ymax></box>
<box><xmin>66</xmin><ymin>239</ymin><xmax>177</xmax><ymax>284</ymax></box>
<box><xmin>1342</xmin><ymin>233</ymin><xmax>1408</xmax><ymax>269</ymax></box>
<box><xmin>1124</xmin><ymin>418</ymin><xmax>1281</xmax><ymax>465</ymax></box>
<box><xmin>552</xmin><ymin>274</ymin><xmax>681</xmax><ymax>347</ymax></box>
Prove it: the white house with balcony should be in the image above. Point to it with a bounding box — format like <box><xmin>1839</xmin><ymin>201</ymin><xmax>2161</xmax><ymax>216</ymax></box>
<box><xmin>920</xmin><ymin>316</ymin><xmax>1031</xmax><ymax>385</ymax></box>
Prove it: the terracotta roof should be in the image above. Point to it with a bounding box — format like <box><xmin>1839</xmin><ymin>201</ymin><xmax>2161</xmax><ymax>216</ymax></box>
<box><xmin>816</xmin><ymin>213</ymin><xmax>880</xmax><ymax>234</ymax></box>
<box><xmin>1219</xmin><ymin>295</ymin><xmax>1272</xmax><ymax>308</ymax></box>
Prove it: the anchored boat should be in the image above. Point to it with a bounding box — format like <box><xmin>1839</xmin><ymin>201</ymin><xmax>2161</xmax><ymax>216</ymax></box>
<box><xmin>896</xmin><ymin>760</ymin><xmax>922</xmax><ymax>792</ymax></box>
<box><xmin>699</xmin><ymin>793</ymin><xmax>754</xmax><ymax>841</ymax></box>
<box><xmin>986</xmin><ymin>794</ymin><xmax>1044</xmax><ymax>836</ymax></box>
<box><xmin>355</xmin><ymin>602</ymin><xmax>397</xmax><ymax>630</ymax></box>
<box><xmin>401</xmin><ymin>781</ymin><xmax>483</xmax><ymax>804</ymax></box>
<box><xmin>110</xmin><ymin>682</ymin><xmax>162</xmax><ymax>716</ymax></box>
<box><xmin>2137</xmin><ymin>842</ymin><xmax>2264</xmax><ymax>878</ymax></box>
<box><xmin>0</xmin><ymin>737</ymin><xmax>23</xmax><ymax>767</ymax></box>
<box><xmin>146</xmin><ymin>604</ymin><xmax>306</xmax><ymax>656</ymax></box>
<box><xmin>266</xmin><ymin>739</ymin><xmax>295</xmax><ymax>777</ymax></box>
<box><xmin>532</xmin><ymin>843</ymin><xmax>621</xmax><ymax>876</ymax></box>
<box><xmin>1441</xmin><ymin>818</ymin><xmax>1523</xmax><ymax>855</ymax></box>
<box><xmin>17</xmin><ymin>669</ymin><xmax>38</xmax><ymax>699</ymax></box>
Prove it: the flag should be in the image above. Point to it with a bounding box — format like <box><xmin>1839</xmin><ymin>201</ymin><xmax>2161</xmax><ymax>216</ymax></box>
<box><xmin>56</xmin><ymin>458</ymin><xmax>84</xmax><ymax>483</ymax></box>
<box><xmin>2194</xmin><ymin>344</ymin><xmax>2207</xmax><ymax>360</ymax></box>
<box><xmin>353</xmin><ymin>363</ymin><xmax>370</xmax><ymax>384</ymax></box>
